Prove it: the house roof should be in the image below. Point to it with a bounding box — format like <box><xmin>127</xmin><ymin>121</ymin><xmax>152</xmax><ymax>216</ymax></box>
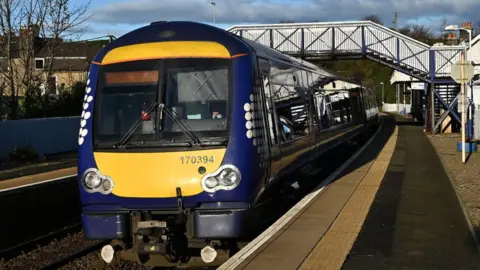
<box><xmin>38</xmin><ymin>40</ymin><xmax>108</xmax><ymax>72</ymax></box>
<box><xmin>0</xmin><ymin>35</ymin><xmax>108</xmax><ymax>72</ymax></box>
<box><xmin>36</xmin><ymin>40</ymin><xmax>107</xmax><ymax>59</ymax></box>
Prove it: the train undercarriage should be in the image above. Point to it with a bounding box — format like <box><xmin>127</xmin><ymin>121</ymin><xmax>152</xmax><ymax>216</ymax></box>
<box><xmin>99</xmin><ymin>188</ymin><xmax>246</xmax><ymax>267</ymax></box>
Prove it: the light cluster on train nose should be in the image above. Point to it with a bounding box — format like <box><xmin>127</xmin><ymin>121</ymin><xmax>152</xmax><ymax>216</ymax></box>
<box><xmin>201</xmin><ymin>165</ymin><xmax>241</xmax><ymax>193</ymax></box>
<box><xmin>82</xmin><ymin>168</ymin><xmax>114</xmax><ymax>195</ymax></box>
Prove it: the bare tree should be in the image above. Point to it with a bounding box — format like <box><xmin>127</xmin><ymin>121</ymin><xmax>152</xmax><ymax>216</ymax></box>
<box><xmin>0</xmin><ymin>0</ymin><xmax>91</xmax><ymax>119</ymax></box>
<box><xmin>474</xmin><ymin>20</ymin><xmax>480</xmax><ymax>38</ymax></box>
<box><xmin>362</xmin><ymin>15</ymin><xmax>383</xmax><ymax>26</ymax></box>
<box><xmin>18</xmin><ymin>0</ymin><xmax>49</xmax><ymax>92</ymax></box>
<box><xmin>0</xmin><ymin>0</ymin><xmax>23</xmax><ymax>119</ymax></box>
<box><xmin>41</xmin><ymin>0</ymin><xmax>91</xmax><ymax>94</ymax></box>
<box><xmin>398</xmin><ymin>24</ymin><xmax>437</xmax><ymax>44</ymax></box>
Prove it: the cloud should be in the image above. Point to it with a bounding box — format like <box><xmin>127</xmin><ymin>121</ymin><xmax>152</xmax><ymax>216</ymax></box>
<box><xmin>81</xmin><ymin>0</ymin><xmax>480</xmax><ymax>38</ymax></box>
<box><xmin>88</xmin><ymin>0</ymin><xmax>480</xmax><ymax>25</ymax></box>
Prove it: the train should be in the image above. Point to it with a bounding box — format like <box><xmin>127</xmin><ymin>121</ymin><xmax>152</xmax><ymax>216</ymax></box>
<box><xmin>77</xmin><ymin>21</ymin><xmax>379</xmax><ymax>267</ymax></box>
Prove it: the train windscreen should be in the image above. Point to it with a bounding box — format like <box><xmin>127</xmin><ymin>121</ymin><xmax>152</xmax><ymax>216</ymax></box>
<box><xmin>93</xmin><ymin>58</ymin><xmax>231</xmax><ymax>148</ymax></box>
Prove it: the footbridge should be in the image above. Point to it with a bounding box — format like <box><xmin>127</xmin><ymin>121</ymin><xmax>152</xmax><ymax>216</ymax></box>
<box><xmin>227</xmin><ymin>21</ymin><xmax>468</xmax><ymax>132</ymax></box>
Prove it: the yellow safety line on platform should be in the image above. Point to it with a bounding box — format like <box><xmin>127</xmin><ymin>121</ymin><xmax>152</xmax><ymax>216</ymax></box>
<box><xmin>299</xmin><ymin>125</ymin><xmax>398</xmax><ymax>270</ymax></box>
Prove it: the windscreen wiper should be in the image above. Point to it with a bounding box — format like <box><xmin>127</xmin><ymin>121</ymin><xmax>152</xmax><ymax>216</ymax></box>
<box><xmin>158</xmin><ymin>103</ymin><xmax>201</xmax><ymax>145</ymax></box>
<box><xmin>114</xmin><ymin>102</ymin><xmax>159</xmax><ymax>148</ymax></box>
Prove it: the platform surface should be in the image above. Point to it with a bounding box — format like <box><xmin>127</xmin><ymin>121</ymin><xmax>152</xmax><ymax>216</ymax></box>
<box><xmin>223</xmin><ymin>114</ymin><xmax>480</xmax><ymax>270</ymax></box>
<box><xmin>0</xmin><ymin>167</ymin><xmax>77</xmax><ymax>191</ymax></box>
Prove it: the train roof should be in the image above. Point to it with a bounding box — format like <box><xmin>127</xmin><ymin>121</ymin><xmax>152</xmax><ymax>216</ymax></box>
<box><xmin>93</xmin><ymin>21</ymin><xmax>357</xmax><ymax>86</ymax></box>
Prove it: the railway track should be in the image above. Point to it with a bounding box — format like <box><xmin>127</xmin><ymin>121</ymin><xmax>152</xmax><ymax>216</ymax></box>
<box><xmin>0</xmin><ymin>222</ymin><xmax>110</xmax><ymax>270</ymax></box>
<box><xmin>0</xmin><ymin>223</ymin><xmax>82</xmax><ymax>260</ymax></box>
<box><xmin>39</xmin><ymin>239</ymin><xmax>110</xmax><ymax>270</ymax></box>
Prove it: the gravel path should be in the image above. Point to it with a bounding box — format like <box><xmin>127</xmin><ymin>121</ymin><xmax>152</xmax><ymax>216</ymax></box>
<box><xmin>428</xmin><ymin>135</ymin><xmax>480</xmax><ymax>242</ymax></box>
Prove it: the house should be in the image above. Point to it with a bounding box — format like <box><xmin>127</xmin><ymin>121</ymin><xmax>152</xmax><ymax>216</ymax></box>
<box><xmin>389</xmin><ymin>30</ymin><xmax>480</xmax><ymax>136</ymax></box>
<box><xmin>469</xmin><ymin>33</ymin><xmax>480</xmax><ymax>139</ymax></box>
<box><xmin>0</xmin><ymin>24</ymin><xmax>108</xmax><ymax>96</ymax></box>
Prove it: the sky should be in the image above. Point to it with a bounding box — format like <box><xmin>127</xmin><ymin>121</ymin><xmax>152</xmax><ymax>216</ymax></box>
<box><xmin>74</xmin><ymin>0</ymin><xmax>480</xmax><ymax>40</ymax></box>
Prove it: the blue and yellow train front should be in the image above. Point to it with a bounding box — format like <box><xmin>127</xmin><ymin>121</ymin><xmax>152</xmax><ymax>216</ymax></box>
<box><xmin>77</xmin><ymin>22</ymin><xmax>266</xmax><ymax>263</ymax></box>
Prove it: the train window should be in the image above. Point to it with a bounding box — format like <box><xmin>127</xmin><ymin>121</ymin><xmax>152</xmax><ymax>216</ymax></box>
<box><xmin>348</xmin><ymin>89</ymin><xmax>362</xmax><ymax>124</ymax></box>
<box><xmin>93</xmin><ymin>58</ymin><xmax>231</xmax><ymax>146</ymax></box>
<box><xmin>96</xmin><ymin>70</ymin><xmax>159</xmax><ymax>141</ymax></box>
<box><xmin>310</xmin><ymin>72</ymin><xmax>321</xmax><ymax>87</ymax></box>
<box><xmin>321</xmin><ymin>91</ymin><xmax>353</xmax><ymax>127</ymax></box>
<box><xmin>307</xmin><ymin>72</ymin><xmax>314</xmax><ymax>88</ymax></box>
<box><xmin>262</xmin><ymin>74</ymin><xmax>280</xmax><ymax>145</ymax></box>
<box><xmin>269</xmin><ymin>60</ymin><xmax>310</xmax><ymax>142</ymax></box>
<box><xmin>314</xmin><ymin>92</ymin><xmax>330</xmax><ymax>129</ymax></box>
<box><xmin>163</xmin><ymin>59</ymin><xmax>230</xmax><ymax>137</ymax></box>
<box><xmin>300</xmin><ymin>70</ymin><xmax>310</xmax><ymax>89</ymax></box>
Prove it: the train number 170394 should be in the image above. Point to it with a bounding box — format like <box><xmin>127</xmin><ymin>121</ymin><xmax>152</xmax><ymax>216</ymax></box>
<box><xmin>180</xmin><ymin>156</ymin><xmax>214</xmax><ymax>164</ymax></box>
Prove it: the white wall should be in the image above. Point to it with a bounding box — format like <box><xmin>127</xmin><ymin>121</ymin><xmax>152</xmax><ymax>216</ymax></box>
<box><xmin>469</xmin><ymin>36</ymin><xmax>480</xmax><ymax>139</ymax></box>
<box><xmin>382</xmin><ymin>103</ymin><xmax>411</xmax><ymax>113</ymax></box>
<box><xmin>0</xmin><ymin>116</ymin><xmax>80</xmax><ymax>161</ymax></box>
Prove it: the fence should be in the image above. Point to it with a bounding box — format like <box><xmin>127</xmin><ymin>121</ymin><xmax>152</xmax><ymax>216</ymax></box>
<box><xmin>0</xmin><ymin>116</ymin><xmax>80</xmax><ymax>161</ymax></box>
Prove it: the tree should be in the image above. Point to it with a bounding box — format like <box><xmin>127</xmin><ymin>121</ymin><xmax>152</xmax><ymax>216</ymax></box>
<box><xmin>398</xmin><ymin>24</ymin><xmax>437</xmax><ymax>45</ymax></box>
<box><xmin>0</xmin><ymin>0</ymin><xmax>22</xmax><ymax>119</ymax></box>
<box><xmin>474</xmin><ymin>21</ymin><xmax>480</xmax><ymax>38</ymax></box>
<box><xmin>362</xmin><ymin>15</ymin><xmax>383</xmax><ymax>26</ymax></box>
<box><xmin>0</xmin><ymin>0</ymin><xmax>91</xmax><ymax>119</ymax></box>
<box><xmin>41</xmin><ymin>0</ymin><xmax>91</xmax><ymax>93</ymax></box>
<box><xmin>279</xmin><ymin>20</ymin><xmax>295</xmax><ymax>24</ymax></box>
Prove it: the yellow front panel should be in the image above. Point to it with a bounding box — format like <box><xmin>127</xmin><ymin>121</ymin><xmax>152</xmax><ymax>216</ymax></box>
<box><xmin>94</xmin><ymin>149</ymin><xmax>226</xmax><ymax>198</ymax></box>
<box><xmin>101</xmin><ymin>41</ymin><xmax>231</xmax><ymax>65</ymax></box>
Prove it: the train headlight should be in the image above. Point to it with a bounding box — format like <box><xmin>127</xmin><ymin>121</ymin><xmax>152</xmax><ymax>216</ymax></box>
<box><xmin>204</xmin><ymin>177</ymin><xmax>219</xmax><ymax>189</ymax></box>
<box><xmin>82</xmin><ymin>168</ymin><xmax>114</xmax><ymax>195</ymax></box>
<box><xmin>201</xmin><ymin>165</ymin><xmax>241</xmax><ymax>193</ymax></box>
<box><xmin>219</xmin><ymin>167</ymin><xmax>239</xmax><ymax>186</ymax></box>
<box><xmin>100</xmin><ymin>177</ymin><xmax>114</xmax><ymax>195</ymax></box>
<box><xmin>84</xmin><ymin>169</ymin><xmax>102</xmax><ymax>189</ymax></box>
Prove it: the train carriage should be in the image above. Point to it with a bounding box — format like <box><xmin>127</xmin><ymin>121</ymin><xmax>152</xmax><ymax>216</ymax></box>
<box><xmin>77</xmin><ymin>21</ymin><xmax>379</xmax><ymax>266</ymax></box>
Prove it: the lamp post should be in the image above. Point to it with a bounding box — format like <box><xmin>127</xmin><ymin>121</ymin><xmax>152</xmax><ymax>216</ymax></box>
<box><xmin>380</xmin><ymin>82</ymin><xmax>384</xmax><ymax>104</ymax></box>
<box><xmin>211</xmin><ymin>2</ymin><xmax>216</xmax><ymax>24</ymax></box>
<box><xmin>444</xmin><ymin>24</ymin><xmax>474</xmax><ymax>140</ymax></box>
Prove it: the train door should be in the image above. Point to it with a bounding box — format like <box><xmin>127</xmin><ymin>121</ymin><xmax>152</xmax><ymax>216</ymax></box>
<box><xmin>348</xmin><ymin>88</ymin><xmax>362</xmax><ymax>124</ymax></box>
<box><xmin>303</xmin><ymin>72</ymin><xmax>317</xmax><ymax>162</ymax></box>
<box><xmin>267</xmin><ymin>62</ymin><xmax>313</xmax><ymax>179</ymax></box>
<box><xmin>312</xmin><ymin>90</ymin><xmax>327</xmax><ymax>159</ymax></box>
<box><xmin>257</xmin><ymin>57</ymin><xmax>282</xmax><ymax>185</ymax></box>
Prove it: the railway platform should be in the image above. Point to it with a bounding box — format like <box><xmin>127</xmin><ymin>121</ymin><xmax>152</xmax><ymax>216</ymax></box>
<box><xmin>219</xmin><ymin>114</ymin><xmax>480</xmax><ymax>270</ymax></box>
<box><xmin>0</xmin><ymin>167</ymin><xmax>77</xmax><ymax>192</ymax></box>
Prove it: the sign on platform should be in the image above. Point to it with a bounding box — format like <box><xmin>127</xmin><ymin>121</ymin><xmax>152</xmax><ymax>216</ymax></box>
<box><xmin>450</xmin><ymin>60</ymin><xmax>474</xmax><ymax>84</ymax></box>
<box><xmin>411</xmin><ymin>82</ymin><xmax>425</xmax><ymax>90</ymax></box>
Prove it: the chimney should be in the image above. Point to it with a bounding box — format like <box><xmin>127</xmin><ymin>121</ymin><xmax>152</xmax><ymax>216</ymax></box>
<box><xmin>446</xmin><ymin>33</ymin><xmax>458</xmax><ymax>45</ymax></box>
<box><xmin>19</xmin><ymin>24</ymin><xmax>40</xmax><ymax>38</ymax></box>
<box><xmin>459</xmin><ymin>22</ymin><xmax>470</xmax><ymax>42</ymax></box>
